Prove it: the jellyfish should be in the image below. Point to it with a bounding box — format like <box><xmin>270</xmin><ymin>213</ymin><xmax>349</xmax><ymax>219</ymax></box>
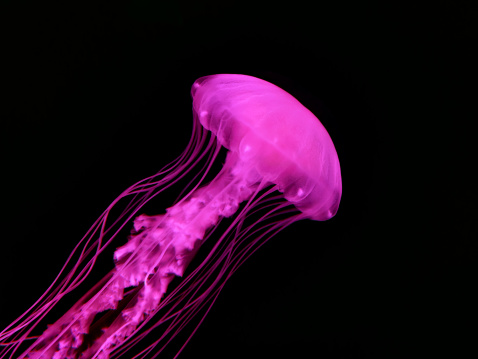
<box><xmin>0</xmin><ymin>74</ymin><xmax>342</xmax><ymax>359</ymax></box>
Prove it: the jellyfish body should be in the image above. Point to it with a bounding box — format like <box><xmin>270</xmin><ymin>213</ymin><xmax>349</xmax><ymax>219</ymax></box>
<box><xmin>0</xmin><ymin>74</ymin><xmax>341</xmax><ymax>359</ymax></box>
<box><xmin>193</xmin><ymin>74</ymin><xmax>341</xmax><ymax>220</ymax></box>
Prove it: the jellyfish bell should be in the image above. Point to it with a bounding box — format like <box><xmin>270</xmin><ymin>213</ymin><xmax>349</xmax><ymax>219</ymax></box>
<box><xmin>192</xmin><ymin>74</ymin><xmax>342</xmax><ymax>220</ymax></box>
<box><xmin>0</xmin><ymin>74</ymin><xmax>341</xmax><ymax>359</ymax></box>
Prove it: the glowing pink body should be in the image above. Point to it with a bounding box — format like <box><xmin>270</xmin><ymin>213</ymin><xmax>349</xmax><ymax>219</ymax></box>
<box><xmin>0</xmin><ymin>74</ymin><xmax>341</xmax><ymax>359</ymax></box>
<box><xmin>193</xmin><ymin>75</ymin><xmax>341</xmax><ymax>220</ymax></box>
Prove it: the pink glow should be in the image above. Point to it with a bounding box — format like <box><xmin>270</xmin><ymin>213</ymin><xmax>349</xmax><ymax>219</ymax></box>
<box><xmin>0</xmin><ymin>74</ymin><xmax>341</xmax><ymax>359</ymax></box>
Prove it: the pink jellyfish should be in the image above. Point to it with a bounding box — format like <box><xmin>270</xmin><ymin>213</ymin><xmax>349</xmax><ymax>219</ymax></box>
<box><xmin>0</xmin><ymin>74</ymin><xmax>342</xmax><ymax>359</ymax></box>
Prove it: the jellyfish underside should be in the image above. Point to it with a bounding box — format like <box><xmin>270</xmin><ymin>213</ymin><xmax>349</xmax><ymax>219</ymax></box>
<box><xmin>0</xmin><ymin>74</ymin><xmax>341</xmax><ymax>359</ymax></box>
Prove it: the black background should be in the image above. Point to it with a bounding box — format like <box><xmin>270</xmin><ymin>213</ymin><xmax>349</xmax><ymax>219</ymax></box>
<box><xmin>1</xmin><ymin>1</ymin><xmax>476</xmax><ymax>358</ymax></box>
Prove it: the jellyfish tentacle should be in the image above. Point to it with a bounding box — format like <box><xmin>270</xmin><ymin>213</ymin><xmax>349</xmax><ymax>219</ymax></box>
<box><xmin>22</xmin><ymin>153</ymin><xmax>262</xmax><ymax>359</ymax></box>
<box><xmin>84</xmin><ymin>153</ymin><xmax>261</xmax><ymax>358</ymax></box>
